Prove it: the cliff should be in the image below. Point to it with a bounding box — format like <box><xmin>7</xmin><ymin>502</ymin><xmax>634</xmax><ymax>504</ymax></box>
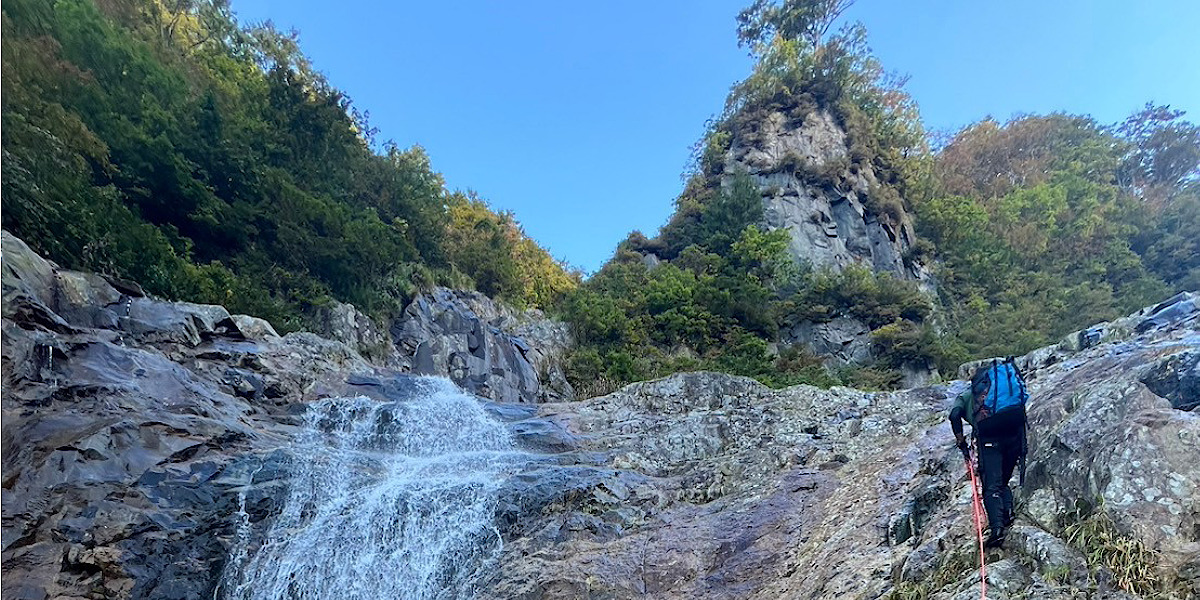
<box><xmin>722</xmin><ymin>107</ymin><xmax>925</xmax><ymax>281</ymax></box>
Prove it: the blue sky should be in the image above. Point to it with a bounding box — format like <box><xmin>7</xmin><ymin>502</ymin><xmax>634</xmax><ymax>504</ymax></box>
<box><xmin>230</xmin><ymin>0</ymin><xmax>1200</xmax><ymax>274</ymax></box>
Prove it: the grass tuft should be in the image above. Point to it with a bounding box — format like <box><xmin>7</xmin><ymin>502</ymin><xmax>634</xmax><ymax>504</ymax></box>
<box><xmin>887</xmin><ymin>549</ymin><xmax>976</xmax><ymax>600</ymax></box>
<box><xmin>1059</xmin><ymin>499</ymin><xmax>1181</xmax><ymax>599</ymax></box>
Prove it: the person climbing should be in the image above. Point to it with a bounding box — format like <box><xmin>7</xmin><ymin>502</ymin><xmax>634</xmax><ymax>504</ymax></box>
<box><xmin>950</xmin><ymin>357</ymin><xmax>1028</xmax><ymax>548</ymax></box>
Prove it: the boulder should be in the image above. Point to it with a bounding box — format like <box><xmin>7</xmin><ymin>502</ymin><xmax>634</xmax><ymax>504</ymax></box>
<box><xmin>229</xmin><ymin>315</ymin><xmax>279</xmax><ymax>341</ymax></box>
<box><xmin>1140</xmin><ymin>349</ymin><xmax>1199</xmax><ymax>411</ymax></box>
<box><xmin>390</xmin><ymin>288</ymin><xmax>573</xmax><ymax>403</ymax></box>
<box><xmin>309</xmin><ymin>300</ymin><xmax>394</xmax><ymax>363</ymax></box>
<box><xmin>53</xmin><ymin>270</ymin><xmax>123</xmax><ymax>328</ymax></box>
<box><xmin>1136</xmin><ymin>291</ymin><xmax>1197</xmax><ymax>333</ymax></box>
<box><xmin>1</xmin><ymin>231</ymin><xmax>58</xmax><ymax>311</ymax></box>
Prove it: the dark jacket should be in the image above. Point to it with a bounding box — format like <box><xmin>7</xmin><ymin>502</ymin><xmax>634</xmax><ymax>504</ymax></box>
<box><xmin>949</xmin><ymin>389</ymin><xmax>977</xmax><ymax>441</ymax></box>
<box><xmin>950</xmin><ymin>388</ymin><xmax>1023</xmax><ymax>443</ymax></box>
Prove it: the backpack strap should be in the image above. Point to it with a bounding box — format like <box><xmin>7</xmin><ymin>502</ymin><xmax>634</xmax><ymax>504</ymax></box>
<box><xmin>1019</xmin><ymin>418</ymin><xmax>1028</xmax><ymax>487</ymax></box>
<box><xmin>1008</xmin><ymin>356</ymin><xmax>1030</xmax><ymax>402</ymax></box>
<box><xmin>989</xmin><ymin>360</ymin><xmax>1001</xmax><ymax>411</ymax></box>
<box><xmin>1007</xmin><ymin>364</ymin><xmax>1016</xmax><ymax>399</ymax></box>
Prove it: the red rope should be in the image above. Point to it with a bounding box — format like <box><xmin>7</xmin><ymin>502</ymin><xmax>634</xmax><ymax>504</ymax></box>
<box><xmin>966</xmin><ymin>448</ymin><xmax>988</xmax><ymax>600</ymax></box>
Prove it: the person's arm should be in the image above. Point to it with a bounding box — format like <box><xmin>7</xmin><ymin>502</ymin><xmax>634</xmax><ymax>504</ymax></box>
<box><xmin>949</xmin><ymin>393</ymin><xmax>970</xmax><ymax>458</ymax></box>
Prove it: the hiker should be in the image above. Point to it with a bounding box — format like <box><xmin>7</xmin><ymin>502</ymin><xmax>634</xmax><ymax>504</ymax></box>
<box><xmin>950</xmin><ymin>358</ymin><xmax>1028</xmax><ymax>548</ymax></box>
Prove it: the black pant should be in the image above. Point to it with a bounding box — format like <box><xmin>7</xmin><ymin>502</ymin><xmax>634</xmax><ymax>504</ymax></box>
<box><xmin>978</xmin><ymin>435</ymin><xmax>1021</xmax><ymax>530</ymax></box>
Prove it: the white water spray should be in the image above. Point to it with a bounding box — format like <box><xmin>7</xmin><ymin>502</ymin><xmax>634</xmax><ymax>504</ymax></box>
<box><xmin>223</xmin><ymin>378</ymin><xmax>526</xmax><ymax>600</ymax></box>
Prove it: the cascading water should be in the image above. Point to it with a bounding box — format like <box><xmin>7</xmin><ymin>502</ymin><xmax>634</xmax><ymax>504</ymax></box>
<box><xmin>221</xmin><ymin>378</ymin><xmax>527</xmax><ymax>600</ymax></box>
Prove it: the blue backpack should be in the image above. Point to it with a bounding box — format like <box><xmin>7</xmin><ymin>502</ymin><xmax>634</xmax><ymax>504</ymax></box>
<box><xmin>971</xmin><ymin>357</ymin><xmax>1028</xmax><ymax>437</ymax></box>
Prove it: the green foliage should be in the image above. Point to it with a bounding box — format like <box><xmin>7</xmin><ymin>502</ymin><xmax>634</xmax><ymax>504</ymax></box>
<box><xmin>699</xmin><ymin>130</ymin><xmax>733</xmax><ymax>177</ymax></box>
<box><xmin>559</xmin><ymin>225</ymin><xmax>808</xmax><ymax>391</ymax></box>
<box><xmin>771</xmin><ymin>346</ymin><xmax>841</xmax><ymax>388</ymax></box>
<box><xmin>736</xmin><ymin>0</ymin><xmax>855</xmax><ymax>53</ymax></box>
<box><xmin>935</xmin><ymin>114</ymin><xmax>1121</xmax><ymax>200</ymax></box>
<box><xmin>1116</xmin><ymin>102</ymin><xmax>1200</xmax><ymax>193</ymax></box>
<box><xmin>788</xmin><ymin>265</ymin><xmax>931</xmax><ymax>329</ymax></box>
<box><xmin>1135</xmin><ymin>188</ymin><xmax>1200</xmax><ymax>290</ymax></box>
<box><xmin>658</xmin><ymin>173</ymin><xmax>766</xmax><ymax>259</ymax></box>
<box><xmin>917</xmin><ymin>112</ymin><xmax>1194</xmax><ymax>361</ymax></box>
<box><xmin>704</xmin><ymin>175</ymin><xmax>768</xmax><ymax>254</ymax></box>
<box><xmin>1041</xmin><ymin>563</ymin><xmax>1072</xmax><ymax>585</ymax></box>
<box><xmin>1</xmin><ymin>0</ymin><xmax>571</xmax><ymax>332</ymax></box>
<box><xmin>779</xmin><ymin>265</ymin><xmax>948</xmax><ymax>372</ymax></box>
<box><xmin>559</xmin><ymin>210</ymin><xmax>911</xmax><ymax>391</ymax></box>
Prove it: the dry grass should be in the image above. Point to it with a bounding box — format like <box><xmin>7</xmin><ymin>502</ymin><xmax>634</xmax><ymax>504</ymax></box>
<box><xmin>1062</xmin><ymin>510</ymin><xmax>1176</xmax><ymax>598</ymax></box>
<box><xmin>887</xmin><ymin>549</ymin><xmax>977</xmax><ymax>600</ymax></box>
<box><xmin>571</xmin><ymin>375</ymin><xmax>623</xmax><ymax>400</ymax></box>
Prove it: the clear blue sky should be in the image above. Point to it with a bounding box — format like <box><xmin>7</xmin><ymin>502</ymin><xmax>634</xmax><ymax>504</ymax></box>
<box><xmin>230</xmin><ymin>0</ymin><xmax>1200</xmax><ymax>274</ymax></box>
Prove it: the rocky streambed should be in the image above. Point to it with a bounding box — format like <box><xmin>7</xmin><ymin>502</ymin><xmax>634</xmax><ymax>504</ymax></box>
<box><xmin>2</xmin><ymin>230</ymin><xmax>1197</xmax><ymax>599</ymax></box>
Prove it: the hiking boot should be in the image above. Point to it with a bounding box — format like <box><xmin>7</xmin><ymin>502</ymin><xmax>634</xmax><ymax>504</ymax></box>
<box><xmin>984</xmin><ymin>526</ymin><xmax>1007</xmax><ymax>549</ymax></box>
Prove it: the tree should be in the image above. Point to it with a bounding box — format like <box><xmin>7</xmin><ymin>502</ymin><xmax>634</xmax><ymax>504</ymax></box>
<box><xmin>935</xmin><ymin>114</ymin><xmax>1120</xmax><ymax>199</ymax></box>
<box><xmin>1</xmin><ymin>0</ymin><xmax>572</xmax><ymax>331</ymax></box>
<box><xmin>736</xmin><ymin>0</ymin><xmax>855</xmax><ymax>54</ymax></box>
<box><xmin>1115</xmin><ymin>103</ymin><xmax>1200</xmax><ymax>196</ymax></box>
<box><xmin>699</xmin><ymin>173</ymin><xmax>763</xmax><ymax>254</ymax></box>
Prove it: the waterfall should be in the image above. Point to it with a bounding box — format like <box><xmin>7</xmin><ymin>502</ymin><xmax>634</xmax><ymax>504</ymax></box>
<box><xmin>222</xmin><ymin>378</ymin><xmax>526</xmax><ymax>600</ymax></box>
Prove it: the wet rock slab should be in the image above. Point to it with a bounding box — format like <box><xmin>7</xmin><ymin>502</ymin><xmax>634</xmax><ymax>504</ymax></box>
<box><xmin>486</xmin><ymin>297</ymin><xmax>1200</xmax><ymax>599</ymax></box>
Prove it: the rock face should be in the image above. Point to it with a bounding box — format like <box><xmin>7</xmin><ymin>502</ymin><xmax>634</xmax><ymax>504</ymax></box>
<box><xmin>782</xmin><ymin>315</ymin><xmax>873</xmax><ymax>365</ymax></box>
<box><xmin>1</xmin><ymin>232</ymin><xmax>377</xmax><ymax>599</ymax></box>
<box><xmin>303</xmin><ymin>287</ymin><xmax>574</xmax><ymax>405</ymax></box>
<box><xmin>780</xmin><ymin>316</ymin><xmax>938</xmax><ymax>387</ymax></box>
<box><xmin>309</xmin><ymin>300</ymin><xmax>392</xmax><ymax>363</ymax></box>
<box><xmin>0</xmin><ymin>231</ymin><xmax>574</xmax><ymax>599</ymax></box>
<box><xmin>723</xmin><ymin>107</ymin><xmax>934</xmax><ymax>373</ymax></box>
<box><xmin>488</xmin><ymin>296</ymin><xmax>1200</xmax><ymax>599</ymax></box>
<box><xmin>3</xmin><ymin>229</ymin><xmax>1196</xmax><ymax>600</ymax></box>
<box><xmin>389</xmin><ymin>288</ymin><xmax>574</xmax><ymax>403</ymax></box>
<box><xmin>723</xmin><ymin>109</ymin><xmax>925</xmax><ymax>281</ymax></box>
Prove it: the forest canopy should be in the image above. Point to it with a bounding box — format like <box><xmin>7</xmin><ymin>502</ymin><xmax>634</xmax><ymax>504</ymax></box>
<box><xmin>1</xmin><ymin>0</ymin><xmax>576</xmax><ymax>332</ymax></box>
